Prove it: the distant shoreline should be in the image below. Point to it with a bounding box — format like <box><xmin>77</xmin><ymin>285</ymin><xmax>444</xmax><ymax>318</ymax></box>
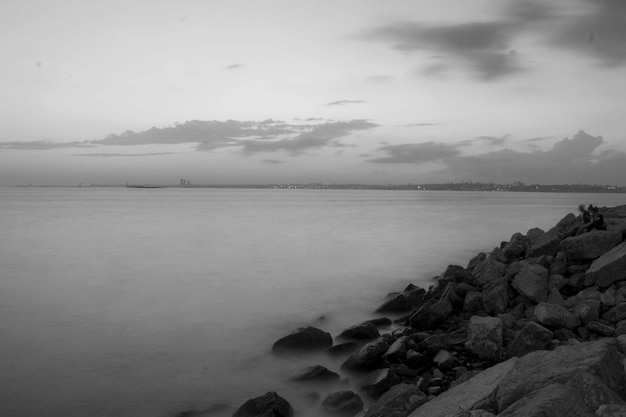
<box><xmin>9</xmin><ymin>182</ymin><xmax>626</xmax><ymax>193</ymax></box>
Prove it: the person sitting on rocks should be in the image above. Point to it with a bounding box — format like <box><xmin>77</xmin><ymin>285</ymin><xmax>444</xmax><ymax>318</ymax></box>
<box><xmin>582</xmin><ymin>205</ymin><xmax>606</xmax><ymax>233</ymax></box>
<box><xmin>559</xmin><ymin>204</ymin><xmax>592</xmax><ymax>238</ymax></box>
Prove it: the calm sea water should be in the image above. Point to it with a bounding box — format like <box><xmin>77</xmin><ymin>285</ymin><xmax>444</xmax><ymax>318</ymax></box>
<box><xmin>1</xmin><ymin>188</ymin><xmax>624</xmax><ymax>417</ymax></box>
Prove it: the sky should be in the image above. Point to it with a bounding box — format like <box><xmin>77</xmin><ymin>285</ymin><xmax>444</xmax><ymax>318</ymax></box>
<box><xmin>1</xmin><ymin>0</ymin><xmax>626</xmax><ymax>186</ymax></box>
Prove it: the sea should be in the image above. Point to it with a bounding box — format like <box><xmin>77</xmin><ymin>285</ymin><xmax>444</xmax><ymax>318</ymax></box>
<box><xmin>1</xmin><ymin>187</ymin><xmax>624</xmax><ymax>417</ymax></box>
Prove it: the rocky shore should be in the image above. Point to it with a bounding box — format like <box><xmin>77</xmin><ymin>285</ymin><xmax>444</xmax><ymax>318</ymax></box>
<box><xmin>179</xmin><ymin>205</ymin><xmax>626</xmax><ymax>417</ymax></box>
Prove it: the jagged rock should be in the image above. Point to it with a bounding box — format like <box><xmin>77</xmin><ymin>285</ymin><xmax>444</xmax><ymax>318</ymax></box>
<box><xmin>566</xmin><ymin>273</ymin><xmax>589</xmax><ymax>293</ymax></box>
<box><xmin>497</xmin><ymin>382</ymin><xmax>598</xmax><ymax>417</ymax></box>
<box><xmin>506</xmin><ymin>321</ymin><xmax>553</xmax><ymax>358</ymax></box>
<box><xmin>550</xmin><ymin>252</ymin><xmax>569</xmax><ymax>276</ymax></box>
<box><xmin>405</xmin><ymin>349</ymin><xmax>429</xmax><ymax>369</ymax></box>
<box><xmin>596</xmin><ymin>404</ymin><xmax>626</xmax><ymax>417</ymax></box>
<box><xmin>433</xmin><ymin>349</ymin><xmax>455</xmax><ymax>370</ymax></box>
<box><xmin>327</xmin><ymin>341</ymin><xmax>361</xmax><ymax>357</ymax></box>
<box><xmin>534</xmin><ymin>302</ymin><xmax>580</xmax><ymax>329</ymax></box>
<box><xmin>376</xmin><ymin>294</ymin><xmax>412</xmax><ymax>313</ymax></box>
<box><xmin>408</xmin><ymin>285</ymin><xmax>455</xmax><ymax>329</ymax></box>
<box><xmin>587</xmin><ymin>242</ymin><xmax>626</xmax><ymax>288</ymax></box>
<box><xmin>512</xmin><ymin>262</ymin><xmax>549</xmax><ymax>303</ymax></box>
<box><xmin>603</xmin><ymin>303</ymin><xmax>626</xmax><ymax>323</ymax></box>
<box><xmin>361</xmin><ymin>317</ymin><xmax>392</xmax><ymax>327</ymax></box>
<box><xmin>547</xmin><ymin>287</ymin><xmax>566</xmax><ymax>305</ymax></box>
<box><xmin>339</xmin><ymin>323</ymin><xmax>380</xmax><ymax>340</ymax></box>
<box><xmin>527</xmin><ymin>228</ymin><xmax>545</xmax><ymax>245</ymax></box>
<box><xmin>175</xmin><ymin>404</ymin><xmax>229</xmax><ymax>417</ymax></box>
<box><xmin>601</xmin><ymin>292</ymin><xmax>618</xmax><ymax>308</ymax></box>
<box><xmin>482</xmin><ymin>278</ymin><xmax>510</xmax><ymax>315</ymax></box>
<box><xmin>561</xmin><ymin>230</ymin><xmax>623</xmax><ymax>262</ymax></box>
<box><xmin>408</xmin><ymin>358</ymin><xmax>519</xmax><ymax>417</ymax></box>
<box><xmin>464</xmin><ymin>291</ymin><xmax>483</xmax><ymax>313</ymax></box>
<box><xmin>528</xmin><ymin>213</ymin><xmax>577</xmax><ymax>257</ymax></box>
<box><xmin>383</xmin><ymin>336</ymin><xmax>408</xmax><ymax>363</ymax></box>
<box><xmin>468</xmin><ymin>252</ymin><xmax>487</xmax><ymax>272</ymax></box>
<box><xmin>501</xmin><ymin>233</ymin><xmax>530</xmax><ymax>263</ymax></box>
<box><xmin>320</xmin><ymin>391</ymin><xmax>363</xmax><ymax>416</ymax></box>
<box><xmin>471</xmin><ymin>258</ymin><xmax>507</xmax><ymax>287</ymax></box>
<box><xmin>441</xmin><ymin>265</ymin><xmax>473</xmax><ymax>283</ymax></box>
<box><xmin>424</xmin><ymin>328</ymin><xmax>468</xmax><ymax>352</ymax></box>
<box><xmin>232</xmin><ymin>392</ymin><xmax>294</xmax><ymax>417</ymax></box>
<box><xmin>272</xmin><ymin>327</ymin><xmax>333</xmax><ymax>352</ymax></box>
<box><xmin>363</xmin><ymin>383</ymin><xmax>428</xmax><ymax>417</ymax></box>
<box><xmin>573</xmin><ymin>300</ymin><xmax>601</xmax><ymax>325</ymax></box>
<box><xmin>549</xmin><ymin>273</ymin><xmax>569</xmax><ymax>290</ymax></box>
<box><xmin>465</xmin><ymin>316</ymin><xmax>503</xmax><ymax>361</ymax></box>
<box><xmin>290</xmin><ymin>365</ymin><xmax>340</xmax><ymax>381</ymax></box>
<box><xmin>405</xmin><ymin>288</ymin><xmax>426</xmax><ymax>308</ymax></box>
<box><xmin>496</xmin><ymin>339</ymin><xmax>626</xmax><ymax>411</ymax></box>
<box><xmin>342</xmin><ymin>338</ymin><xmax>389</xmax><ymax>371</ymax></box>
<box><xmin>359</xmin><ymin>368</ymin><xmax>400</xmax><ymax>397</ymax></box>
<box><xmin>586</xmin><ymin>321</ymin><xmax>615</xmax><ymax>336</ymax></box>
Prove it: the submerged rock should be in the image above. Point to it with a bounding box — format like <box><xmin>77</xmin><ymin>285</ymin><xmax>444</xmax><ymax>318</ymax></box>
<box><xmin>338</xmin><ymin>323</ymin><xmax>380</xmax><ymax>340</ymax></box>
<box><xmin>232</xmin><ymin>392</ymin><xmax>293</xmax><ymax>417</ymax></box>
<box><xmin>320</xmin><ymin>391</ymin><xmax>363</xmax><ymax>416</ymax></box>
<box><xmin>342</xmin><ymin>338</ymin><xmax>389</xmax><ymax>372</ymax></box>
<box><xmin>290</xmin><ymin>365</ymin><xmax>340</xmax><ymax>382</ymax></box>
<box><xmin>272</xmin><ymin>327</ymin><xmax>332</xmax><ymax>353</ymax></box>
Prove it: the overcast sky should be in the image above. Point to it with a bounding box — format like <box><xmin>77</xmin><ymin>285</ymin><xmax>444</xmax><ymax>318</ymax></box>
<box><xmin>1</xmin><ymin>0</ymin><xmax>625</xmax><ymax>186</ymax></box>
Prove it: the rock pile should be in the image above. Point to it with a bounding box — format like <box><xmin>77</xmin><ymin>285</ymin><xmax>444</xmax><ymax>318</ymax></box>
<box><xmin>180</xmin><ymin>205</ymin><xmax>626</xmax><ymax>417</ymax></box>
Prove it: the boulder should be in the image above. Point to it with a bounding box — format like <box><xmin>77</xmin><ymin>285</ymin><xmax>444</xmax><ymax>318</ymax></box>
<box><xmin>603</xmin><ymin>303</ymin><xmax>626</xmax><ymax>323</ymax></box>
<box><xmin>232</xmin><ymin>392</ymin><xmax>294</xmax><ymax>417</ymax></box>
<box><xmin>327</xmin><ymin>341</ymin><xmax>361</xmax><ymax>357</ymax></box>
<box><xmin>338</xmin><ymin>323</ymin><xmax>380</xmax><ymax>340</ymax></box>
<box><xmin>471</xmin><ymin>258</ymin><xmax>507</xmax><ymax>287</ymax></box>
<box><xmin>511</xmin><ymin>262</ymin><xmax>549</xmax><ymax>303</ymax></box>
<box><xmin>497</xmin><ymin>383</ymin><xmax>597</xmax><ymax>417</ymax></box>
<box><xmin>550</xmin><ymin>252</ymin><xmax>569</xmax><ymax>276</ymax></box>
<box><xmin>496</xmin><ymin>339</ymin><xmax>626</xmax><ymax>411</ymax></box>
<box><xmin>527</xmin><ymin>227</ymin><xmax>545</xmax><ymax>245</ymax></box>
<box><xmin>408</xmin><ymin>358</ymin><xmax>519</xmax><ymax>417</ymax></box>
<box><xmin>320</xmin><ymin>391</ymin><xmax>363</xmax><ymax>416</ymax></box>
<box><xmin>383</xmin><ymin>336</ymin><xmax>408</xmax><ymax>363</ymax></box>
<box><xmin>586</xmin><ymin>321</ymin><xmax>615</xmax><ymax>337</ymax></box>
<box><xmin>596</xmin><ymin>404</ymin><xmax>626</xmax><ymax>417</ymax></box>
<box><xmin>405</xmin><ymin>288</ymin><xmax>426</xmax><ymax>308</ymax></box>
<box><xmin>587</xmin><ymin>242</ymin><xmax>626</xmax><ymax>288</ymax></box>
<box><xmin>501</xmin><ymin>233</ymin><xmax>530</xmax><ymax>263</ymax></box>
<box><xmin>359</xmin><ymin>368</ymin><xmax>400</xmax><ymax>397</ymax></box>
<box><xmin>573</xmin><ymin>300</ymin><xmax>601</xmax><ymax>325</ymax></box>
<box><xmin>464</xmin><ymin>292</ymin><xmax>483</xmax><ymax>313</ymax></box>
<box><xmin>528</xmin><ymin>213</ymin><xmax>577</xmax><ymax>258</ymax></box>
<box><xmin>361</xmin><ymin>317</ymin><xmax>392</xmax><ymax>327</ymax></box>
<box><xmin>534</xmin><ymin>302</ymin><xmax>580</xmax><ymax>329</ymax></box>
<box><xmin>468</xmin><ymin>252</ymin><xmax>487</xmax><ymax>272</ymax></box>
<box><xmin>506</xmin><ymin>321</ymin><xmax>553</xmax><ymax>358</ymax></box>
<box><xmin>376</xmin><ymin>294</ymin><xmax>412</xmax><ymax>313</ymax></box>
<box><xmin>272</xmin><ymin>327</ymin><xmax>332</xmax><ymax>353</ymax></box>
<box><xmin>482</xmin><ymin>279</ymin><xmax>510</xmax><ymax>315</ymax></box>
<box><xmin>433</xmin><ymin>349</ymin><xmax>455</xmax><ymax>370</ymax></box>
<box><xmin>560</xmin><ymin>231</ymin><xmax>623</xmax><ymax>262</ymax></box>
<box><xmin>290</xmin><ymin>365</ymin><xmax>340</xmax><ymax>382</ymax></box>
<box><xmin>408</xmin><ymin>287</ymin><xmax>454</xmax><ymax>330</ymax></box>
<box><xmin>465</xmin><ymin>316</ymin><xmax>503</xmax><ymax>361</ymax></box>
<box><xmin>363</xmin><ymin>383</ymin><xmax>428</xmax><ymax>417</ymax></box>
<box><xmin>342</xmin><ymin>338</ymin><xmax>389</xmax><ymax>371</ymax></box>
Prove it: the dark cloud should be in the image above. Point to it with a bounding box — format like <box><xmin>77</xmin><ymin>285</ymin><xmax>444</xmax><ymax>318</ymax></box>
<box><xmin>552</xmin><ymin>0</ymin><xmax>626</xmax><ymax>66</ymax></box>
<box><xmin>237</xmin><ymin>120</ymin><xmax>377</xmax><ymax>155</ymax></box>
<box><xmin>369</xmin><ymin>142</ymin><xmax>460</xmax><ymax>164</ymax></box>
<box><xmin>361</xmin><ymin>1</ymin><xmax>626</xmax><ymax>81</ymax></box>
<box><xmin>325</xmin><ymin>100</ymin><xmax>365</xmax><ymax>106</ymax></box>
<box><xmin>369</xmin><ymin>130</ymin><xmax>625</xmax><ymax>184</ymax></box>
<box><xmin>455</xmin><ymin>135</ymin><xmax>509</xmax><ymax>147</ymax></box>
<box><xmin>364</xmin><ymin>20</ymin><xmax>523</xmax><ymax>80</ymax></box>
<box><xmin>0</xmin><ymin>140</ymin><xmax>93</xmax><ymax>150</ymax></box>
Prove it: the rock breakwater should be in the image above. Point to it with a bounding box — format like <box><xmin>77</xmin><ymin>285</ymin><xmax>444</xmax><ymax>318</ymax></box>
<box><xmin>178</xmin><ymin>205</ymin><xmax>626</xmax><ymax>417</ymax></box>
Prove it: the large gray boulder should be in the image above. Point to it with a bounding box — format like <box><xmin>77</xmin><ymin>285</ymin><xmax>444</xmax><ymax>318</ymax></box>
<box><xmin>586</xmin><ymin>242</ymin><xmax>626</xmax><ymax>288</ymax></box>
<box><xmin>501</xmin><ymin>233</ymin><xmax>530</xmax><ymax>263</ymax></box>
<box><xmin>359</xmin><ymin>368</ymin><xmax>400</xmax><ymax>397</ymax></box>
<box><xmin>408</xmin><ymin>358</ymin><xmax>519</xmax><ymax>417</ymax></box>
<box><xmin>320</xmin><ymin>391</ymin><xmax>363</xmax><ymax>416</ymax></box>
<box><xmin>482</xmin><ymin>278</ymin><xmax>510</xmax><ymax>315</ymax></box>
<box><xmin>363</xmin><ymin>383</ymin><xmax>428</xmax><ymax>417</ymax></box>
<box><xmin>512</xmin><ymin>262</ymin><xmax>549</xmax><ymax>303</ymax></box>
<box><xmin>528</xmin><ymin>213</ymin><xmax>577</xmax><ymax>257</ymax></box>
<box><xmin>497</xmin><ymin>382</ymin><xmax>597</xmax><ymax>417</ymax></box>
<box><xmin>602</xmin><ymin>303</ymin><xmax>626</xmax><ymax>323</ymax></box>
<box><xmin>232</xmin><ymin>392</ymin><xmax>294</xmax><ymax>417</ymax></box>
<box><xmin>534</xmin><ymin>302</ymin><xmax>580</xmax><ymax>329</ymax></box>
<box><xmin>496</xmin><ymin>339</ymin><xmax>626</xmax><ymax>411</ymax></box>
<box><xmin>342</xmin><ymin>338</ymin><xmax>389</xmax><ymax>371</ymax></box>
<box><xmin>506</xmin><ymin>321</ymin><xmax>553</xmax><ymax>358</ymax></box>
<box><xmin>560</xmin><ymin>230</ymin><xmax>623</xmax><ymax>262</ymax></box>
<box><xmin>465</xmin><ymin>316</ymin><xmax>503</xmax><ymax>361</ymax></box>
<box><xmin>471</xmin><ymin>258</ymin><xmax>507</xmax><ymax>287</ymax></box>
<box><xmin>272</xmin><ymin>327</ymin><xmax>333</xmax><ymax>353</ymax></box>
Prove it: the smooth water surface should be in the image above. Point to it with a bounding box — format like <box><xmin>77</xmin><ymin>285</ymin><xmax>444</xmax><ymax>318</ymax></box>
<box><xmin>1</xmin><ymin>188</ymin><xmax>624</xmax><ymax>417</ymax></box>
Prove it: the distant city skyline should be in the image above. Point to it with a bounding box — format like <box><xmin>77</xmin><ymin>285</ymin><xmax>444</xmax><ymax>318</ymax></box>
<box><xmin>1</xmin><ymin>0</ymin><xmax>626</xmax><ymax>186</ymax></box>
